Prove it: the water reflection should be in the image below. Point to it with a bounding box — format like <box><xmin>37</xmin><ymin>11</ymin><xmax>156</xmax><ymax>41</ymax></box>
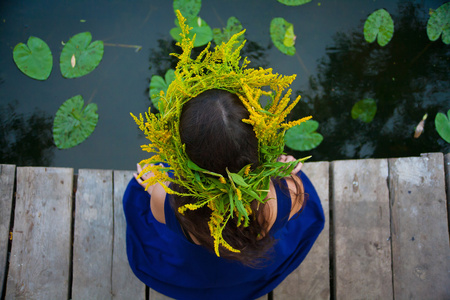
<box><xmin>0</xmin><ymin>101</ymin><xmax>55</xmax><ymax>166</ymax></box>
<box><xmin>289</xmin><ymin>1</ymin><xmax>450</xmax><ymax>161</ymax></box>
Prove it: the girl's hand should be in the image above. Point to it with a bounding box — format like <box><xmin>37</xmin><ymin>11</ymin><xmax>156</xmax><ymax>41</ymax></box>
<box><xmin>277</xmin><ymin>155</ymin><xmax>303</xmax><ymax>175</ymax></box>
<box><xmin>134</xmin><ymin>163</ymin><xmax>155</xmax><ymax>194</ymax></box>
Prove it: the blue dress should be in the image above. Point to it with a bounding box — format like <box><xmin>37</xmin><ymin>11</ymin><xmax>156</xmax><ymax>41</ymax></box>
<box><xmin>123</xmin><ymin>171</ymin><xmax>325</xmax><ymax>300</ymax></box>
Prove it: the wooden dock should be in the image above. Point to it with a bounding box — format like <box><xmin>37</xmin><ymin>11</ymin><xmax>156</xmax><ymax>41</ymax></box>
<box><xmin>1</xmin><ymin>152</ymin><xmax>449</xmax><ymax>300</ymax></box>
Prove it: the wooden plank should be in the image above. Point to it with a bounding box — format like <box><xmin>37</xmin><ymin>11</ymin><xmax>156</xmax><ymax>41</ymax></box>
<box><xmin>5</xmin><ymin>167</ymin><xmax>73</xmax><ymax>299</ymax></box>
<box><xmin>0</xmin><ymin>165</ymin><xmax>15</xmax><ymax>296</ymax></box>
<box><xmin>332</xmin><ymin>159</ymin><xmax>392</xmax><ymax>299</ymax></box>
<box><xmin>445</xmin><ymin>153</ymin><xmax>450</xmax><ymax>235</ymax></box>
<box><xmin>274</xmin><ymin>161</ymin><xmax>330</xmax><ymax>299</ymax></box>
<box><xmin>150</xmin><ymin>289</ymin><xmax>175</xmax><ymax>300</ymax></box>
<box><xmin>112</xmin><ymin>171</ymin><xmax>146</xmax><ymax>299</ymax></box>
<box><xmin>389</xmin><ymin>153</ymin><xmax>450</xmax><ymax>299</ymax></box>
<box><xmin>72</xmin><ymin>169</ymin><xmax>114</xmax><ymax>299</ymax></box>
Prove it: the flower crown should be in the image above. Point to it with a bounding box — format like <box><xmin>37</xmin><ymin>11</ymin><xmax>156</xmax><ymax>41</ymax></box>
<box><xmin>131</xmin><ymin>10</ymin><xmax>311</xmax><ymax>257</ymax></box>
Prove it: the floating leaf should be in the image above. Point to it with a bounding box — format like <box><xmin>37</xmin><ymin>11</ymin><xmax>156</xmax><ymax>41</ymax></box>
<box><xmin>60</xmin><ymin>32</ymin><xmax>104</xmax><ymax>78</ymax></box>
<box><xmin>435</xmin><ymin>109</ymin><xmax>450</xmax><ymax>143</ymax></box>
<box><xmin>270</xmin><ymin>17</ymin><xmax>296</xmax><ymax>56</ymax></box>
<box><xmin>277</xmin><ymin>0</ymin><xmax>312</xmax><ymax>6</ymax></box>
<box><xmin>351</xmin><ymin>98</ymin><xmax>377</xmax><ymax>123</ymax></box>
<box><xmin>364</xmin><ymin>9</ymin><xmax>394</xmax><ymax>47</ymax></box>
<box><xmin>213</xmin><ymin>16</ymin><xmax>244</xmax><ymax>46</ymax></box>
<box><xmin>285</xmin><ymin>120</ymin><xmax>323</xmax><ymax>151</ymax></box>
<box><xmin>173</xmin><ymin>0</ymin><xmax>202</xmax><ymax>21</ymax></box>
<box><xmin>13</xmin><ymin>36</ymin><xmax>53</xmax><ymax>80</ymax></box>
<box><xmin>283</xmin><ymin>25</ymin><xmax>296</xmax><ymax>47</ymax></box>
<box><xmin>170</xmin><ymin>16</ymin><xmax>213</xmax><ymax>47</ymax></box>
<box><xmin>427</xmin><ymin>3</ymin><xmax>450</xmax><ymax>44</ymax></box>
<box><xmin>53</xmin><ymin>95</ymin><xmax>98</xmax><ymax>149</ymax></box>
<box><xmin>149</xmin><ymin>69</ymin><xmax>175</xmax><ymax>111</ymax></box>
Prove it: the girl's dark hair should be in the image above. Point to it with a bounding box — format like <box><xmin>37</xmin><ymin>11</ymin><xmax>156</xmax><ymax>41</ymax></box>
<box><xmin>171</xmin><ymin>89</ymin><xmax>302</xmax><ymax>267</ymax></box>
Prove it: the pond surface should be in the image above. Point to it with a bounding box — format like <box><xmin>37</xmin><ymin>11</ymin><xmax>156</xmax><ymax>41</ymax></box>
<box><xmin>1</xmin><ymin>0</ymin><xmax>449</xmax><ymax>171</ymax></box>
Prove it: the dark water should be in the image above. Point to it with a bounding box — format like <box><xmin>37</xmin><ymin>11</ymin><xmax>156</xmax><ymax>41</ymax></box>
<box><xmin>1</xmin><ymin>0</ymin><xmax>449</xmax><ymax>171</ymax></box>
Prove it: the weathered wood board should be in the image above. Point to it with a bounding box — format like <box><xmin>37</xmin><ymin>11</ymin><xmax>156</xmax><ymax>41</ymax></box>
<box><xmin>113</xmin><ymin>171</ymin><xmax>146</xmax><ymax>299</ymax></box>
<box><xmin>332</xmin><ymin>159</ymin><xmax>392</xmax><ymax>299</ymax></box>
<box><xmin>274</xmin><ymin>161</ymin><xmax>330</xmax><ymax>299</ymax></box>
<box><xmin>5</xmin><ymin>167</ymin><xmax>73</xmax><ymax>299</ymax></box>
<box><xmin>0</xmin><ymin>165</ymin><xmax>15</xmax><ymax>296</ymax></box>
<box><xmin>72</xmin><ymin>169</ymin><xmax>114</xmax><ymax>299</ymax></box>
<box><xmin>389</xmin><ymin>153</ymin><xmax>450</xmax><ymax>299</ymax></box>
<box><xmin>445</xmin><ymin>153</ymin><xmax>449</xmax><ymax>234</ymax></box>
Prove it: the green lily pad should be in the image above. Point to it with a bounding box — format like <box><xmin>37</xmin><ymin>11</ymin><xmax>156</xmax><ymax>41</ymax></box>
<box><xmin>53</xmin><ymin>95</ymin><xmax>99</xmax><ymax>149</ymax></box>
<box><xmin>213</xmin><ymin>16</ymin><xmax>244</xmax><ymax>46</ymax></box>
<box><xmin>351</xmin><ymin>98</ymin><xmax>377</xmax><ymax>123</ymax></box>
<box><xmin>435</xmin><ymin>109</ymin><xmax>450</xmax><ymax>143</ymax></box>
<box><xmin>173</xmin><ymin>0</ymin><xmax>202</xmax><ymax>21</ymax></box>
<box><xmin>13</xmin><ymin>36</ymin><xmax>53</xmax><ymax>80</ymax></box>
<box><xmin>149</xmin><ymin>69</ymin><xmax>175</xmax><ymax>111</ymax></box>
<box><xmin>277</xmin><ymin>0</ymin><xmax>312</xmax><ymax>6</ymax></box>
<box><xmin>170</xmin><ymin>16</ymin><xmax>213</xmax><ymax>47</ymax></box>
<box><xmin>285</xmin><ymin>120</ymin><xmax>323</xmax><ymax>151</ymax></box>
<box><xmin>427</xmin><ymin>3</ymin><xmax>450</xmax><ymax>44</ymax></box>
<box><xmin>364</xmin><ymin>9</ymin><xmax>394</xmax><ymax>47</ymax></box>
<box><xmin>270</xmin><ymin>17</ymin><xmax>296</xmax><ymax>56</ymax></box>
<box><xmin>60</xmin><ymin>32</ymin><xmax>104</xmax><ymax>78</ymax></box>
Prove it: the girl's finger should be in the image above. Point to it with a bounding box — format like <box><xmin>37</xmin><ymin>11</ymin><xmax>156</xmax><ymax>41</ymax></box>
<box><xmin>292</xmin><ymin>162</ymin><xmax>303</xmax><ymax>175</ymax></box>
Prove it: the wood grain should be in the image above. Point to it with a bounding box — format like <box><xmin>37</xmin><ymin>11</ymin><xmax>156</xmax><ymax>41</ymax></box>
<box><xmin>0</xmin><ymin>165</ymin><xmax>15</xmax><ymax>296</ymax></box>
<box><xmin>389</xmin><ymin>153</ymin><xmax>450</xmax><ymax>299</ymax></box>
<box><xmin>274</xmin><ymin>161</ymin><xmax>330</xmax><ymax>299</ymax></box>
<box><xmin>72</xmin><ymin>169</ymin><xmax>114</xmax><ymax>299</ymax></box>
<box><xmin>332</xmin><ymin>159</ymin><xmax>392</xmax><ymax>299</ymax></box>
<box><xmin>5</xmin><ymin>167</ymin><xmax>73</xmax><ymax>300</ymax></box>
<box><xmin>112</xmin><ymin>171</ymin><xmax>146</xmax><ymax>299</ymax></box>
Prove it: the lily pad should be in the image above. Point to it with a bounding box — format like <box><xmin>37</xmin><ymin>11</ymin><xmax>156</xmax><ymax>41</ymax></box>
<box><xmin>53</xmin><ymin>95</ymin><xmax>98</xmax><ymax>149</ymax></box>
<box><xmin>351</xmin><ymin>98</ymin><xmax>377</xmax><ymax>123</ymax></box>
<box><xmin>13</xmin><ymin>36</ymin><xmax>53</xmax><ymax>80</ymax></box>
<box><xmin>213</xmin><ymin>16</ymin><xmax>244</xmax><ymax>46</ymax></box>
<box><xmin>364</xmin><ymin>9</ymin><xmax>394</xmax><ymax>47</ymax></box>
<box><xmin>149</xmin><ymin>69</ymin><xmax>175</xmax><ymax>111</ymax></box>
<box><xmin>173</xmin><ymin>0</ymin><xmax>202</xmax><ymax>21</ymax></box>
<box><xmin>285</xmin><ymin>120</ymin><xmax>323</xmax><ymax>151</ymax></box>
<box><xmin>170</xmin><ymin>16</ymin><xmax>213</xmax><ymax>47</ymax></box>
<box><xmin>435</xmin><ymin>109</ymin><xmax>450</xmax><ymax>143</ymax></box>
<box><xmin>427</xmin><ymin>3</ymin><xmax>450</xmax><ymax>44</ymax></box>
<box><xmin>60</xmin><ymin>32</ymin><xmax>104</xmax><ymax>78</ymax></box>
<box><xmin>270</xmin><ymin>17</ymin><xmax>296</xmax><ymax>56</ymax></box>
<box><xmin>277</xmin><ymin>0</ymin><xmax>312</xmax><ymax>6</ymax></box>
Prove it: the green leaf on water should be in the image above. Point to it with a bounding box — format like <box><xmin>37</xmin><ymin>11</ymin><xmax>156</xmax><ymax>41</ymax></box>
<box><xmin>285</xmin><ymin>120</ymin><xmax>323</xmax><ymax>151</ymax></box>
<box><xmin>270</xmin><ymin>17</ymin><xmax>296</xmax><ymax>56</ymax></box>
<box><xmin>283</xmin><ymin>25</ymin><xmax>296</xmax><ymax>47</ymax></box>
<box><xmin>213</xmin><ymin>16</ymin><xmax>244</xmax><ymax>46</ymax></box>
<box><xmin>351</xmin><ymin>98</ymin><xmax>377</xmax><ymax>123</ymax></box>
<box><xmin>427</xmin><ymin>3</ymin><xmax>450</xmax><ymax>45</ymax></box>
<box><xmin>13</xmin><ymin>36</ymin><xmax>53</xmax><ymax>80</ymax></box>
<box><xmin>60</xmin><ymin>32</ymin><xmax>104</xmax><ymax>78</ymax></box>
<box><xmin>53</xmin><ymin>95</ymin><xmax>98</xmax><ymax>149</ymax></box>
<box><xmin>173</xmin><ymin>0</ymin><xmax>202</xmax><ymax>21</ymax></box>
<box><xmin>277</xmin><ymin>0</ymin><xmax>312</xmax><ymax>6</ymax></box>
<box><xmin>364</xmin><ymin>9</ymin><xmax>394</xmax><ymax>47</ymax></box>
<box><xmin>170</xmin><ymin>16</ymin><xmax>213</xmax><ymax>47</ymax></box>
<box><xmin>435</xmin><ymin>109</ymin><xmax>450</xmax><ymax>143</ymax></box>
<box><xmin>149</xmin><ymin>69</ymin><xmax>175</xmax><ymax>111</ymax></box>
